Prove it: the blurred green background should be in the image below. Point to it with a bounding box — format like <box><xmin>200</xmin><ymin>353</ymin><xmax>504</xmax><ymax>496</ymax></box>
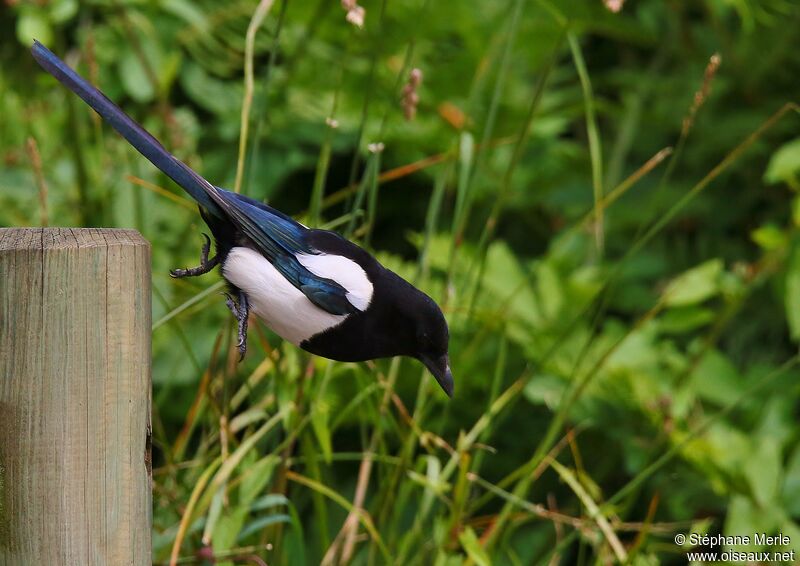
<box><xmin>2</xmin><ymin>0</ymin><xmax>800</xmax><ymax>564</ymax></box>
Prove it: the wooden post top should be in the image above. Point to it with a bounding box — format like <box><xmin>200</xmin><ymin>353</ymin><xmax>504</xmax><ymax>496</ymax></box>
<box><xmin>0</xmin><ymin>228</ymin><xmax>149</xmax><ymax>251</ymax></box>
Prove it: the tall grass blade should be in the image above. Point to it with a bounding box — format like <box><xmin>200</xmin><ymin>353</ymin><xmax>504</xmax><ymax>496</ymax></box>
<box><xmin>568</xmin><ymin>31</ymin><xmax>604</xmax><ymax>254</ymax></box>
<box><xmin>234</xmin><ymin>0</ymin><xmax>277</xmax><ymax>194</ymax></box>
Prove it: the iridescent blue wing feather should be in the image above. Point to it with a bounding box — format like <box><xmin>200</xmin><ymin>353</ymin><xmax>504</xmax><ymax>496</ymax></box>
<box><xmin>32</xmin><ymin>40</ymin><xmax>357</xmax><ymax>317</ymax></box>
<box><xmin>212</xmin><ymin>190</ymin><xmax>357</xmax><ymax>316</ymax></box>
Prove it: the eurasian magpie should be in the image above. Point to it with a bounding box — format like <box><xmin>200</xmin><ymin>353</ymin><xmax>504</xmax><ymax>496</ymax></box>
<box><xmin>31</xmin><ymin>41</ymin><xmax>454</xmax><ymax>396</ymax></box>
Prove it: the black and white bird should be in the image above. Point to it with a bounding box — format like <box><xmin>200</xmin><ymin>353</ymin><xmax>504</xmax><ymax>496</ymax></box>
<box><xmin>32</xmin><ymin>40</ymin><xmax>454</xmax><ymax>396</ymax></box>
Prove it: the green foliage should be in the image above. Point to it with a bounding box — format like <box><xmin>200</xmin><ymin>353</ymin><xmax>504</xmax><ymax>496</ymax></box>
<box><xmin>2</xmin><ymin>0</ymin><xmax>800</xmax><ymax>564</ymax></box>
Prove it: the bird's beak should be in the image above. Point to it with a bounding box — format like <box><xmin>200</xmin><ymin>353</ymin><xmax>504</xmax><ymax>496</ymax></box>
<box><xmin>421</xmin><ymin>354</ymin><xmax>454</xmax><ymax>397</ymax></box>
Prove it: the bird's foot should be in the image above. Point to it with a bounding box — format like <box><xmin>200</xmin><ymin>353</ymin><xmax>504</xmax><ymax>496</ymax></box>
<box><xmin>225</xmin><ymin>292</ymin><xmax>249</xmax><ymax>361</ymax></box>
<box><xmin>170</xmin><ymin>234</ymin><xmax>219</xmax><ymax>278</ymax></box>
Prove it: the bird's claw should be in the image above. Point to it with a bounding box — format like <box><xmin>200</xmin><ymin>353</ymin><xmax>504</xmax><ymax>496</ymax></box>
<box><xmin>169</xmin><ymin>233</ymin><xmax>219</xmax><ymax>278</ymax></box>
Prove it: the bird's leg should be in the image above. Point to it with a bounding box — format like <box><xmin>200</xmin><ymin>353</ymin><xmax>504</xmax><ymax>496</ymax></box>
<box><xmin>236</xmin><ymin>293</ymin><xmax>249</xmax><ymax>360</ymax></box>
<box><xmin>225</xmin><ymin>292</ymin><xmax>249</xmax><ymax>360</ymax></box>
<box><xmin>170</xmin><ymin>234</ymin><xmax>219</xmax><ymax>278</ymax></box>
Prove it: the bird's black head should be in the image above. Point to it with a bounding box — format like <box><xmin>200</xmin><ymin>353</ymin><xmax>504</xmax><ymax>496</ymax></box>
<box><xmin>297</xmin><ymin>247</ymin><xmax>455</xmax><ymax>396</ymax></box>
<box><xmin>410</xmin><ymin>294</ymin><xmax>454</xmax><ymax>397</ymax></box>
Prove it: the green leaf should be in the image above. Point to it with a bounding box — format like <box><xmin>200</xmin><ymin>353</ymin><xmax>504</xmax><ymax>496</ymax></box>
<box><xmin>482</xmin><ymin>242</ymin><xmax>542</xmax><ymax>327</ymax></box>
<box><xmin>212</xmin><ymin>506</ymin><xmax>249</xmax><ymax>553</ymax></box>
<box><xmin>239</xmin><ymin>455</ymin><xmax>280</xmax><ymax>506</ymax></box>
<box><xmin>663</xmin><ymin>259</ymin><xmax>723</xmax><ymax>307</ymax></box>
<box><xmin>524</xmin><ymin>374</ymin><xmax>566</xmax><ymax>409</ymax></box>
<box><xmin>180</xmin><ymin>61</ymin><xmax>242</xmax><ymax>116</ymax></box>
<box><xmin>16</xmin><ymin>12</ymin><xmax>53</xmax><ymax>47</ymax></box>
<box><xmin>630</xmin><ymin>554</ymin><xmax>660</xmax><ymax>566</ymax></box>
<box><xmin>689</xmin><ymin>349</ymin><xmax>742</xmax><ymax>406</ymax></box>
<box><xmin>250</xmin><ymin>493</ymin><xmax>290</xmax><ymax>512</ymax></box>
<box><xmin>433</xmin><ymin>552</ymin><xmax>466</xmax><ymax>566</ymax></box>
<box><xmin>237</xmin><ymin>514</ymin><xmax>291</xmax><ymax>541</ymax></box>
<box><xmin>162</xmin><ymin>0</ymin><xmax>209</xmax><ymax>28</ymax></box>
<box><xmin>310</xmin><ymin>396</ymin><xmax>333</xmax><ymax>463</ymax></box>
<box><xmin>158</xmin><ymin>51</ymin><xmax>182</xmax><ymax>93</ymax></box>
<box><xmin>724</xmin><ymin>495</ymin><xmax>784</xmax><ymax>551</ymax></box>
<box><xmin>744</xmin><ymin>437</ymin><xmax>782</xmax><ymax>506</ymax></box>
<box><xmin>782</xmin><ymin>445</ymin><xmax>800</xmax><ymax>515</ymax></box>
<box><xmin>752</xmin><ymin>223</ymin><xmax>788</xmax><ymax>251</ymax></box>
<box><xmin>779</xmin><ymin>520</ymin><xmax>800</xmax><ymax>553</ymax></box>
<box><xmin>49</xmin><ymin>0</ymin><xmax>78</xmax><ymax>24</ymax></box>
<box><xmin>204</xmin><ymin>487</ymin><xmax>225</xmax><ymax>550</ymax></box>
<box><xmin>764</xmin><ymin>138</ymin><xmax>800</xmax><ymax>185</ymax></box>
<box><xmin>119</xmin><ymin>48</ymin><xmax>155</xmax><ymax>103</ymax></box>
<box><xmin>658</xmin><ymin>306</ymin><xmax>715</xmax><ymax>334</ymax></box>
<box><xmin>458</xmin><ymin>527</ymin><xmax>491</xmax><ymax>566</ymax></box>
<box><xmin>283</xmin><ymin>501</ymin><xmax>306</xmax><ymax>565</ymax></box>
<box><xmin>785</xmin><ymin>244</ymin><xmax>800</xmax><ymax>341</ymax></box>
<box><xmin>535</xmin><ymin>261</ymin><xmax>563</xmax><ymax>320</ymax></box>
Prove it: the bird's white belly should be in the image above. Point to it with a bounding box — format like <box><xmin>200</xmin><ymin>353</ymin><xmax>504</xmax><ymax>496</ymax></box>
<box><xmin>222</xmin><ymin>247</ymin><xmax>348</xmax><ymax>345</ymax></box>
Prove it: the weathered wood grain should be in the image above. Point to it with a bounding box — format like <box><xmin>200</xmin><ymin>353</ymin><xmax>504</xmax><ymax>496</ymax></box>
<box><xmin>0</xmin><ymin>228</ymin><xmax>151</xmax><ymax>565</ymax></box>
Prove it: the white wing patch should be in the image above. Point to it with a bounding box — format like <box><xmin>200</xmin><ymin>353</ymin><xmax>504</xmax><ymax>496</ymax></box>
<box><xmin>297</xmin><ymin>253</ymin><xmax>374</xmax><ymax>311</ymax></box>
<box><xmin>222</xmin><ymin>247</ymin><xmax>348</xmax><ymax>345</ymax></box>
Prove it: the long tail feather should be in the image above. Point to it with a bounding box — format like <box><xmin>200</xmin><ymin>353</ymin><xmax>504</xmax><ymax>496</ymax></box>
<box><xmin>31</xmin><ymin>40</ymin><xmax>222</xmax><ymax>217</ymax></box>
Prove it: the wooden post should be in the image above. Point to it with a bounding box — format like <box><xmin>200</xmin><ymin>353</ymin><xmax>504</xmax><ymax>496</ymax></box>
<box><xmin>0</xmin><ymin>228</ymin><xmax>151</xmax><ymax>565</ymax></box>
